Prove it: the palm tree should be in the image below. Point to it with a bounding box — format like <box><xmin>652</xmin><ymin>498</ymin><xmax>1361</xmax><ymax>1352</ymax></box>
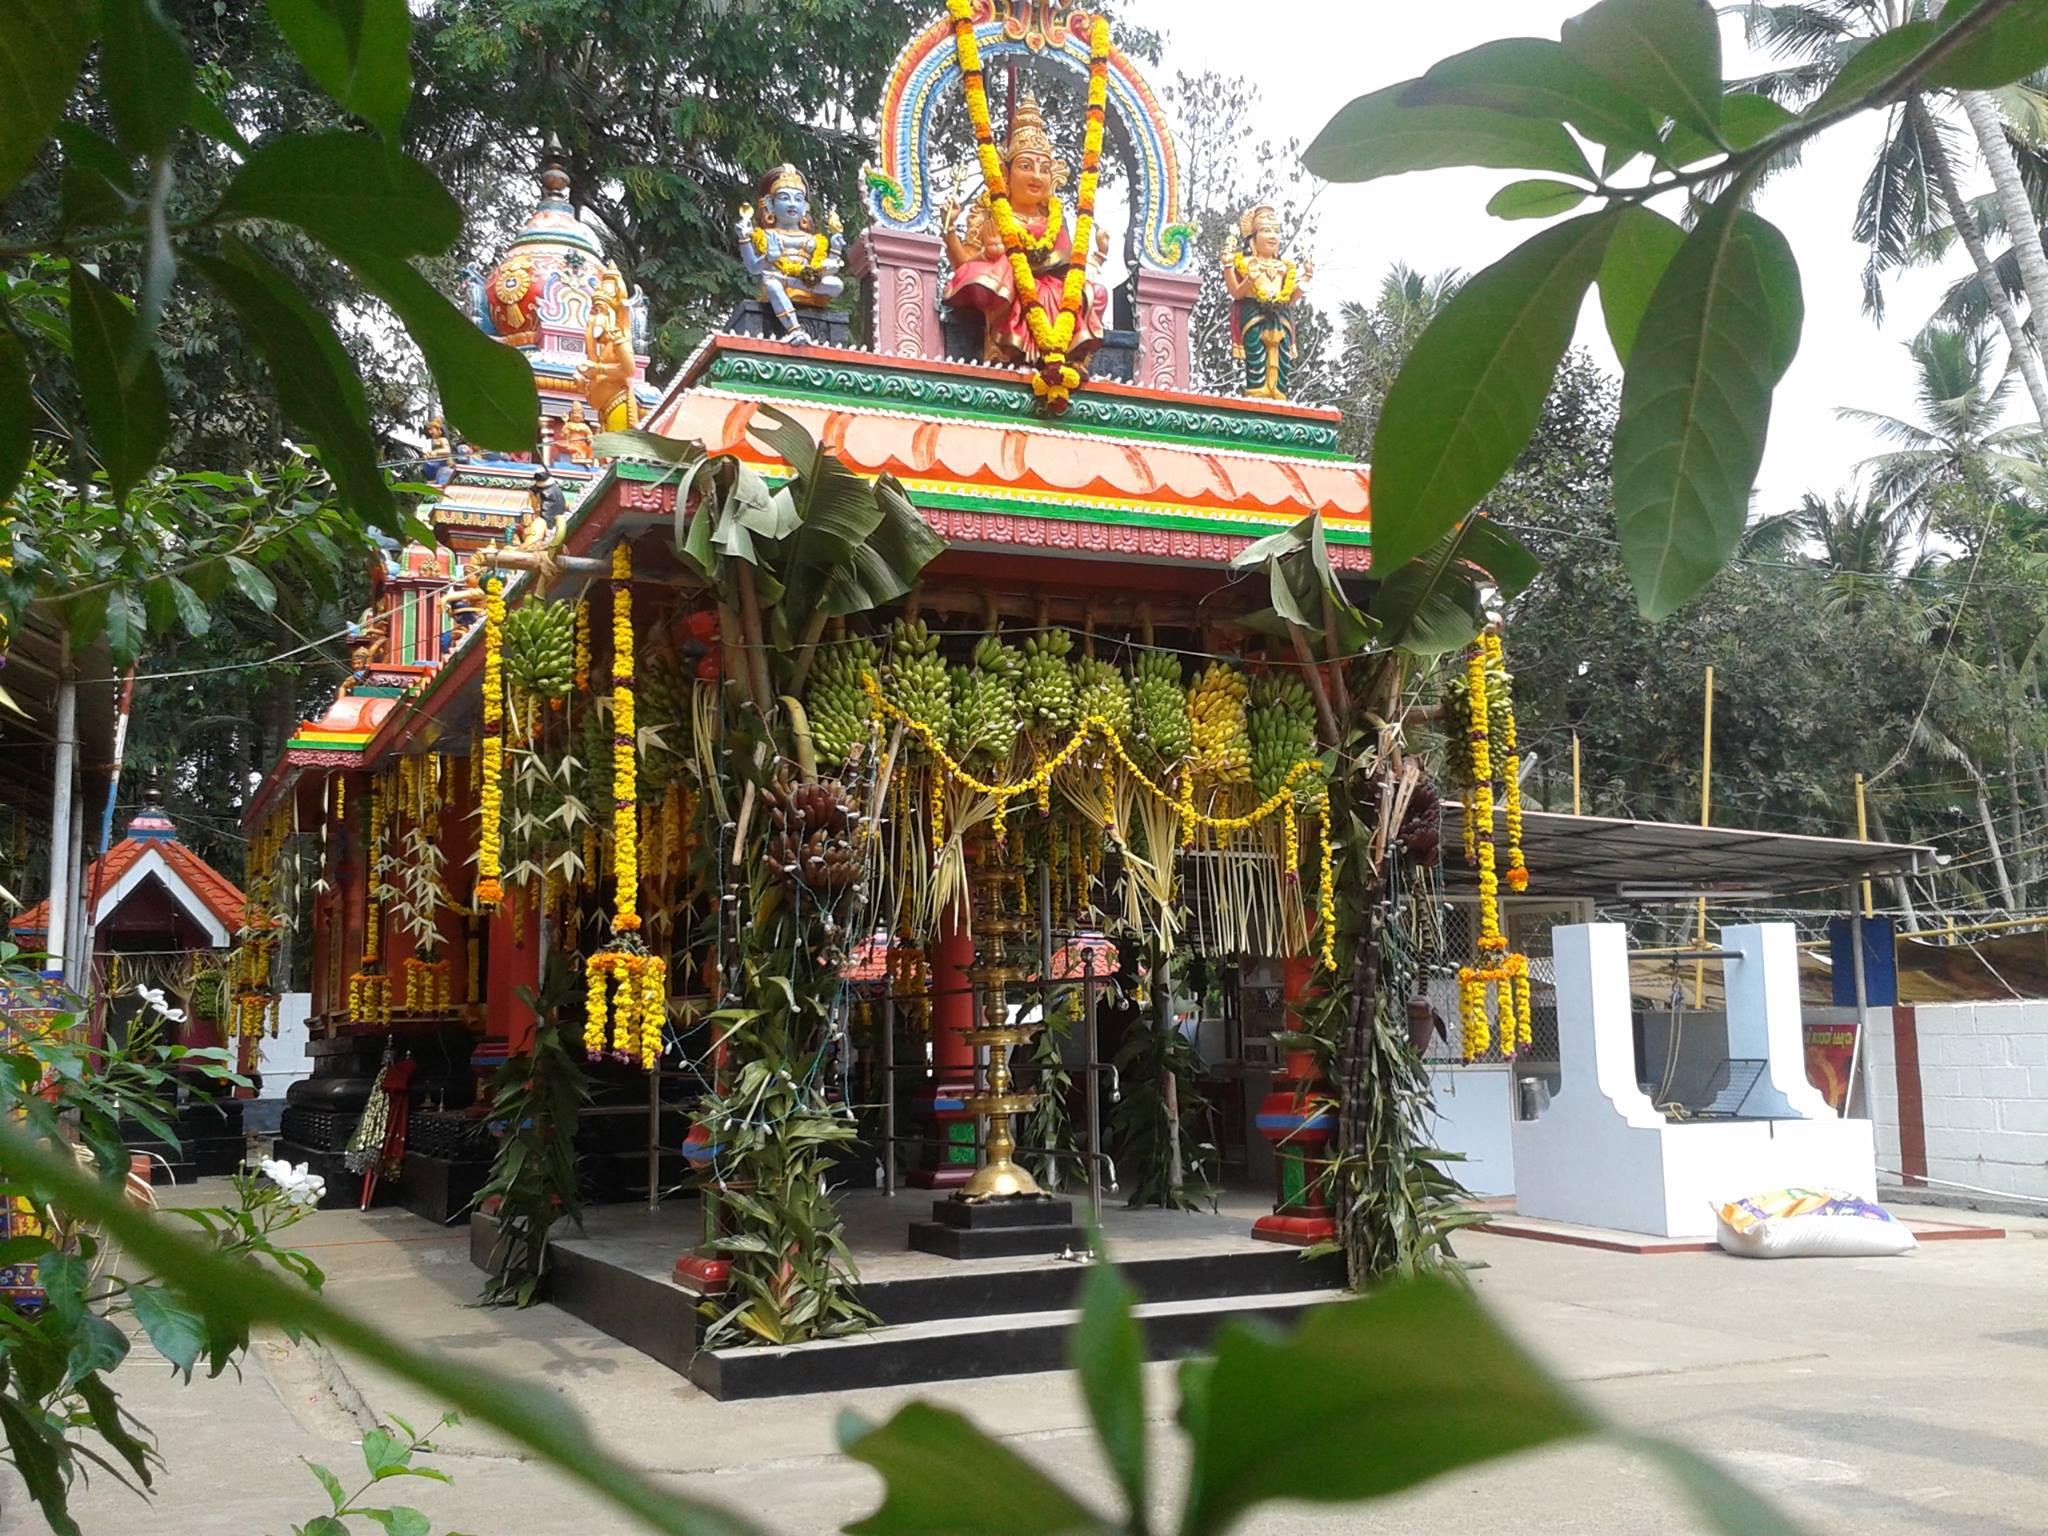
<box><xmin>1746</xmin><ymin>486</ymin><xmax>1941</xmax><ymax>609</ymax></box>
<box><xmin>1330</xmin><ymin>263</ymin><xmax>1461</xmax><ymax>454</ymax></box>
<box><xmin>1739</xmin><ymin>2</ymin><xmax>2048</xmax><ymax>429</ymax></box>
<box><xmin>1838</xmin><ymin>318</ymin><xmax>2046</xmax><ymax>512</ymax></box>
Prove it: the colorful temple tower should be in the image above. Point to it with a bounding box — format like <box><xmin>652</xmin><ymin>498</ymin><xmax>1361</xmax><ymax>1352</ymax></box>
<box><xmin>241</xmin><ymin>1</ymin><xmax>1370</xmax><ymax>1255</ymax></box>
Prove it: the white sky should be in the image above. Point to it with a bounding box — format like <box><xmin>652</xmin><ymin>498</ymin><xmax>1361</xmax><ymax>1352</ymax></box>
<box><xmin>1150</xmin><ymin>0</ymin><xmax>1994</xmax><ymax>513</ymax></box>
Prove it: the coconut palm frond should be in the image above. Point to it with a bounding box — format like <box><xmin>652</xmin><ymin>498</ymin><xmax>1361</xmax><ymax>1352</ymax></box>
<box><xmin>1853</xmin><ymin>105</ymin><xmax>1937</xmax><ymax>318</ymax></box>
<box><xmin>1735</xmin><ymin>2</ymin><xmax>1854</xmax><ymax>61</ymax></box>
<box><xmin>1837</xmin><ymin>406</ymin><xmax>1944</xmax><ymax>451</ymax></box>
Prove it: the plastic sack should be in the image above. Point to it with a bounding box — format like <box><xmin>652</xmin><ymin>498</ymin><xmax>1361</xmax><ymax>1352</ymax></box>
<box><xmin>1714</xmin><ymin>1187</ymin><xmax>1917</xmax><ymax>1259</ymax></box>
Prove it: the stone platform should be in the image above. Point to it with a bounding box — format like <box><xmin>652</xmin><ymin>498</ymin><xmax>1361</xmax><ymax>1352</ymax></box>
<box><xmin>469</xmin><ymin>1187</ymin><xmax>1343</xmax><ymax>1399</ymax></box>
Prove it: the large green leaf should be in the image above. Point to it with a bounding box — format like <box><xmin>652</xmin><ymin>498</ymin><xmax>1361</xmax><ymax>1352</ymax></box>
<box><xmin>1371</xmin><ymin>517</ymin><xmax>1540</xmax><ymax>657</ymax></box>
<box><xmin>1613</xmin><ymin>200</ymin><xmax>1802</xmax><ymax>619</ymax></box>
<box><xmin>267</xmin><ymin>0</ymin><xmax>413</xmax><ymax>138</ymax></box>
<box><xmin>0</xmin><ymin>1394</ymin><xmax>73</xmax><ymax>1536</ymax></box>
<box><xmin>1487</xmin><ymin>180</ymin><xmax>1588</xmax><ymax>220</ymax></box>
<box><xmin>1369</xmin><ymin>210</ymin><xmax>1618</xmax><ymax>571</ymax></box>
<box><xmin>57</xmin><ymin>125</ymin><xmax>139</xmax><ymax>230</ymax></box>
<box><xmin>595</xmin><ymin>427</ymin><xmax>703</xmax><ymax>466</ymax></box>
<box><xmin>1805</xmin><ymin>22</ymin><xmax>1937</xmax><ymax>118</ymax></box>
<box><xmin>1928</xmin><ymin>0</ymin><xmax>2048</xmax><ymax>89</ymax></box>
<box><xmin>0</xmin><ymin>332</ymin><xmax>28</xmax><ymax>505</ymax></box>
<box><xmin>1175</xmin><ymin>1280</ymin><xmax>1598</xmax><ymax>1536</ymax></box>
<box><xmin>813</xmin><ymin>474</ymin><xmax>945</xmax><ymax>618</ymax></box>
<box><xmin>218</xmin><ymin>131</ymin><xmax>460</xmax><ymax>259</ymax></box>
<box><xmin>1561</xmin><ymin>0</ymin><xmax>1723</xmax><ymax>142</ymax></box>
<box><xmin>1072</xmin><ymin>1260</ymin><xmax>1148</xmax><ymax>1531</ymax></box>
<box><xmin>1631</xmin><ymin>1438</ymin><xmax>1808</xmax><ymax>1536</ymax></box>
<box><xmin>348</xmin><ymin>252</ymin><xmax>537</xmax><ymax>451</ymax></box>
<box><xmin>0</xmin><ymin>1121</ymin><xmax>766</xmax><ymax>1536</ymax></box>
<box><xmin>68</xmin><ymin>264</ymin><xmax>169</xmax><ymax>505</ymax></box>
<box><xmin>1405</xmin><ymin>37</ymin><xmax>1663</xmax><ymax>154</ymax></box>
<box><xmin>1596</xmin><ymin>205</ymin><xmax>1685</xmax><ymax>365</ymax></box>
<box><xmin>192</xmin><ymin>241</ymin><xmax>398</xmax><ymax>532</ymax></box>
<box><xmin>129</xmin><ymin>1283</ymin><xmax>208</xmax><ymax>1379</ymax></box>
<box><xmin>74</xmin><ymin>1373</ymin><xmax>153</xmax><ymax>1488</ymax></box>
<box><xmin>839</xmin><ymin>1403</ymin><xmax>1113</xmax><ymax>1536</ymax></box>
<box><xmin>1303</xmin><ymin>80</ymin><xmax>1593</xmax><ymax>184</ymax></box>
<box><xmin>0</xmin><ymin>0</ymin><xmax>96</xmax><ymax>201</ymax></box>
<box><xmin>99</xmin><ymin>0</ymin><xmax>193</xmax><ymax>158</ymax></box>
<box><xmin>1658</xmin><ymin>92</ymin><xmax>1795</xmax><ymax>168</ymax></box>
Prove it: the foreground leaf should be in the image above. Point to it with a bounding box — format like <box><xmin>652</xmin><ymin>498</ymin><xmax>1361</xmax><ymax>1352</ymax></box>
<box><xmin>219</xmin><ymin>131</ymin><xmax>460</xmax><ymax>259</ymax></box>
<box><xmin>1596</xmin><ymin>205</ymin><xmax>1685</xmax><ymax>365</ymax></box>
<box><xmin>1927</xmin><ymin>0</ymin><xmax>2048</xmax><ymax>90</ymax></box>
<box><xmin>1804</xmin><ymin>23</ymin><xmax>1936</xmax><ymax>118</ymax></box>
<box><xmin>349</xmin><ymin>251</ymin><xmax>537</xmax><ymax>450</ymax></box>
<box><xmin>1613</xmin><ymin>200</ymin><xmax>1802</xmax><ymax>619</ymax></box>
<box><xmin>1372</xmin><ymin>516</ymin><xmax>1540</xmax><ymax>657</ymax></box>
<box><xmin>0</xmin><ymin>0</ymin><xmax>97</xmax><ymax>200</ymax></box>
<box><xmin>1303</xmin><ymin>80</ymin><xmax>1592</xmax><ymax>184</ymax></box>
<box><xmin>1486</xmin><ymin>179</ymin><xmax>1589</xmax><ymax>220</ymax></box>
<box><xmin>840</xmin><ymin>1404</ymin><xmax>1112</xmax><ymax>1536</ymax></box>
<box><xmin>1370</xmin><ymin>210</ymin><xmax>1617</xmax><ymax>571</ymax></box>
<box><xmin>1406</xmin><ymin>36</ymin><xmax>1663</xmax><ymax>155</ymax></box>
<box><xmin>68</xmin><ymin>265</ymin><xmax>170</xmax><ymax>505</ymax></box>
<box><xmin>268</xmin><ymin>0</ymin><xmax>414</xmax><ymax>138</ymax></box>
<box><xmin>99</xmin><ymin>0</ymin><xmax>194</xmax><ymax>158</ymax></box>
<box><xmin>1072</xmin><ymin>1261</ymin><xmax>1148</xmax><ymax>1532</ymax></box>
<box><xmin>1631</xmin><ymin>1437</ymin><xmax>1808</xmax><ymax>1536</ymax></box>
<box><xmin>193</xmin><ymin>241</ymin><xmax>399</xmax><ymax>532</ymax></box>
<box><xmin>1176</xmin><ymin>1280</ymin><xmax>1598</xmax><ymax>1536</ymax></box>
<box><xmin>0</xmin><ymin>1123</ymin><xmax>765</xmax><ymax>1536</ymax></box>
<box><xmin>1561</xmin><ymin>0</ymin><xmax>1723</xmax><ymax>142</ymax></box>
<box><xmin>129</xmin><ymin>1284</ymin><xmax>209</xmax><ymax>1379</ymax></box>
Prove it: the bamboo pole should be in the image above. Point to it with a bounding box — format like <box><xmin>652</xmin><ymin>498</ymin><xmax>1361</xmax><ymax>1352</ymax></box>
<box><xmin>1692</xmin><ymin>667</ymin><xmax>1713</xmax><ymax>1008</ymax></box>
<box><xmin>1571</xmin><ymin>733</ymin><xmax>1582</xmax><ymax>816</ymax></box>
<box><xmin>1855</xmin><ymin>772</ymin><xmax>1875</xmax><ymax>920</ymax></box>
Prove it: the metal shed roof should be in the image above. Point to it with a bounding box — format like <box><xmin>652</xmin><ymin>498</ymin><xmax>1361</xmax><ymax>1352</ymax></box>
<box><xmin>1443</xmin><ymin>802</ymin><xmax>1931</xmax><ymax>902</ymax></box>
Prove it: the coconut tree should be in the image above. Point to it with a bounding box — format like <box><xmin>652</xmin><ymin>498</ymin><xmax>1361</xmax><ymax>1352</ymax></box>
<box><xmin>1838</xmin><ymin>316</ymin><xmax>2047</xmax><ymax>511</ymax></box>
<box><xmin>1740</xmin><ymin>1</ymin><xmax>2048</xmax><ymax>428</ymax></box>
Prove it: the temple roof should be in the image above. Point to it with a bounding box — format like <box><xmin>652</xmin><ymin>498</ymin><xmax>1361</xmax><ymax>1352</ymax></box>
<box><xmin>641</xmin><ymin>336</ymin><xmax>1371</xmax><ymax>568</ymax></box>
<box><xmin>11</xmin><ymin>796</ymin><xmax>245</xmax><ymax>945</ymax></box>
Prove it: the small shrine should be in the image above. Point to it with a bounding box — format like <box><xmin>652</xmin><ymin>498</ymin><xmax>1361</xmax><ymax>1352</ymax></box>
<box><xmin>240</xmin><ymin>0</ymin><xmax>1388</xmax><ymax>1375</ymax></box>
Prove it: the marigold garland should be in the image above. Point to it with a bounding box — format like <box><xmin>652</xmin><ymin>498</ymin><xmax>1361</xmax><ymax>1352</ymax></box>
<box><xmin>948</xmin><ymin>0</ymin><xmax>1111</xmax><ymax>410</ymax></box>
<box><xmin>1486</xmin><ymin>629</ymin><xmax>1529</xmax><ymax>893</ymax></box>
<box><xmin>749</xmin><ymin>225</ymin><xmax>831</xmax><ymax>280</ymax></box>
<box><xmin>1230</xmin><ymin>251</ymin><xmax>1300</xmax><ymax>305</ymax></box>
<box><xmin>608</xmin><ymin>543</ymin><xmax>640</xmax><ymax>935</ymax></box>
<box><xmin>1455</xmin><ymin>627</ymin><xmax>1533</xmax><ymax>1059</ymax></box>
<box><xmin>476</xmin><ymin>578</ymin><xmax>506</xmax><ymax>908</ymax></box>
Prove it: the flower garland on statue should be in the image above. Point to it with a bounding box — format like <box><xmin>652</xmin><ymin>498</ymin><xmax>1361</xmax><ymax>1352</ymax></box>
<box><xmin>476</xmin><ymin>578</ymin><xmax>506</xmax><ymax>909</ymax></box>
<box><xmin>749</xmin><ymin>225</ymin><xmax>832</xmax><ymax>281</ymax></box>
<box><xmin>1230</xmin><ymin>251</ymin><xmax>1300</xmax><ymax>305</ymax></box>
<box><xmin>584</xmin><ymin>544</ymin><xmax>662</xmax><ymax>1070</ymax></box>
<box><xmin>1456</xmin><ymin>630</ymin><xmax>1531</xmax><ymax>1059</ymax></box>
<box><xmin>949</xmin><ymin>0</ymin><xmax>1110</xmax><ymax>410</ymax></box>
<box><xmin>865</xmin><ymin>674</ymin><xmax>1338</xmax><ymax>972</ymax></box>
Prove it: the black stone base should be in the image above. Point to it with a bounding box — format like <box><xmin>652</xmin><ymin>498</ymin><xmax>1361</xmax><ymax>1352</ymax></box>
<box><xmin>397</xmin><ymin>1152</ymin><xmax>493</xmax><ymax>1226</ymax></box>
<box><xmin>726</xmin><ymin>298</ymin><xmax>850</xmax><ymax>347</ymax></box>
<box><xmin>908</xmin><ymin>1195</ymin><xmax>1085</xmax><ymax>1260</ymax></box>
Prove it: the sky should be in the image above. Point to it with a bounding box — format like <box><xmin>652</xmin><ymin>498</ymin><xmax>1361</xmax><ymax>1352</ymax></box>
<box><xmin>1146</xmin><ymin>0</ymin><xmax>1987</xmax><ymax>514</ymax></box>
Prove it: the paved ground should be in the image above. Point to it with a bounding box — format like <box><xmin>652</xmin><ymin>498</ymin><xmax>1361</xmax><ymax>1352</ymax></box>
<box><xmin>22</xmin><ymin>1188</ymin><xmax>2048</xmax><ymax>1535</ymax></box>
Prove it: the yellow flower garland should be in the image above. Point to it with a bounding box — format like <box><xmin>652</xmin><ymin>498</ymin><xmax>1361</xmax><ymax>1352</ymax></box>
<box><xmin>1231</xmin><ymin>252</ymin><xmax>1299</xmax><ymax>305</ymax></box>
<box><xmin>948</xmin><ymin>1</ymin><xmax>1110</xmax><ymax>409</ymax></box>
<box><xmin>750</xmin><ymin>225</ymin><xmax>831</xmax><ymax>280</ymax></box>
<box><xmin>1455</xmin><ymin>630</ymin><xmax>1533</xmax><ymax>1059</ymax></box>
<box><xmin>1485</xmin><ymin>629</ymin><xmax>1530</xmax><ymax>892</ymax></box>
<box><xmin>476</xmin><ymin>578</ymin><xmax>506</xmax><ymax>908</ymax></box>
<box><xmin>609</xmin><ymin>543</ymin><xmax>639</xmax><ymax>935</ymax></box>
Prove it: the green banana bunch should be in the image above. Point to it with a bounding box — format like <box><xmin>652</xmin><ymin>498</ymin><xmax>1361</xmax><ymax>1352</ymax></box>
<box><xmin>1019</xmin><ymin>629</ymin><xmax>1077</xmax><ymax>734</ymax></box>
<box><xmin>1250</xmin><ymin>672</ymin><xmax>1319</xmax><ymax>802</ymax></box>
<box><xmin>949</xmin><ymin>660</ymin><xmax>1019</xmax><ymax>767</ymax></box>
<box><xmin>501</xmin><ymin>599</ymin><xmax>575</xmax><ymax>699</ymax></box>
<box><xmin>1188</xmin><ymin>662</ymin><xmax>1251</xmax><ymax>785</ymax></box>
<box><xmin>971</xmin><ymin>633</ymin><xmax>1024</xmax><ymax>685</ymax></box>
<box><xmin>1072</xmin><ymin>656</ymin><xmax>1133</xmax><ymax>735</ymax></box>
<box><xmin>806</xmin><ymin>636</ymin><xmax>880</xmax><ymax>768</ymax></box>
<box><xmin>1128</xmin><ymin>649</ymin><xmax>1191</xmax><ymax>771</ymax></box>
<box><xmin>639</xmin><ymin>652</ymin><xmax>692</xmax><ymax>790</ymax></box>
<box><xmin>886</xmin><ymin>618</ymin><xmax>953</xmax><ymax>747</ymax></box>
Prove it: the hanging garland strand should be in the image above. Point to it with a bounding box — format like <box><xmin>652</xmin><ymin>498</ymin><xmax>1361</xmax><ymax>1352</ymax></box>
<box><xmin>865</xmin><ymin>674</ymin><xmax>1337</xmax><ymax>971</ymax></box>
<box><xmin>1486</xmin><ymin>628</ymin><xmax>1530</xmax><ymax>893</ymax></box>
<box><xmin>1456</xmin><ymin>626</ymin><xmax>1532</xmax><ymax>1059</ymax></box>
<box><xmin>948</xmin><ymin>0</ymin><xmax>1110</xmax><ymax>410</ymax></box>
<box><xmin>477</xmin><ymin>578</ymin><xmax>506</xmax><ymax>908</ymax></box>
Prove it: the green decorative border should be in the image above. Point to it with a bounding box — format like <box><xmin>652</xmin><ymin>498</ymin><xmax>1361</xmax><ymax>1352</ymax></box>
<box><xmin>812</xmin><ymin>482</ymin><xmax>1370</xmax><ymax>547</ymax></box>
<box><xmin>700</xmin><ymin>352</ymin><xmax>1346</xmax><ymax>459</ymax></box>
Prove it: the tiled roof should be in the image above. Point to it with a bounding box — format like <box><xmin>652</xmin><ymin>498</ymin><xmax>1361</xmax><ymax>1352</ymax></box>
<box><xmin>11</xmin><ymin>833</ymin><xmax>245</xmax><ymax>938</ymax></box>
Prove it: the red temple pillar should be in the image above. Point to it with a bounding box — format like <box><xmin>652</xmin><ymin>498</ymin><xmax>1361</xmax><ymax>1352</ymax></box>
<box><xmin>484</xmin><ymin>887</ymin><xmax>540</xmax><ymax>1056</ymax></box>
<box><xmin>1251</xmin><ymin>954</ymin><xmax>1337</xmax><ymax>1245</ymax></box>
<box><xmin>906</xmin><ymin>906</ymin><xmax>977</xmax><ymax>1188</ymax></box>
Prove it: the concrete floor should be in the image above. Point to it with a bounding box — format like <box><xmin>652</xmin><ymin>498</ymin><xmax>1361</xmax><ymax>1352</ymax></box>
<box><xmin>26</xmin><ymin>1186</ymin><xmax>2048</xmax><ymax>1535</ymax></box>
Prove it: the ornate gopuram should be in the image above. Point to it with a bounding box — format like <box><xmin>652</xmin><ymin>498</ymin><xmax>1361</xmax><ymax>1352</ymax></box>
<box><xmin>245</xmin><ymin>0</ymin><xmax>1375</xmax><ymax>1383</ymax></box>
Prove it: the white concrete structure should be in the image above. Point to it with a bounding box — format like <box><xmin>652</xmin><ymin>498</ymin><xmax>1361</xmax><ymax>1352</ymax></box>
<box><xmin>1513</xmin><ymin>923</ymin><xmax>1876</xmax><ymax>1238</ymax></box>
<box><xmin>255</xmin><ymin>992</ymin><xmax>312</xmax><ymax>1100</ymax></box>
<box><xmin>1864</xmin><ymin>1000</ymin><xmax>2048</xmax><ymax>1201</ymax></box>
<box><xmin>1426</xmin><ymin>1064</ymin><xmax>1515</xmax><ymax>1198</ymax></box>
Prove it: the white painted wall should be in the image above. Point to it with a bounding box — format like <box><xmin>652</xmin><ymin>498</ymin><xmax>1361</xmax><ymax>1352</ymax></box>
<box><xmin>254</xmin><ymin>992</ymin><xmax>312</xmax><ymax>1100</ymax></box>
<box><xmin>1425</xmin><ymin>1065</ymin><xmax>1515</xmax><ymax>1198</ymax></box>
<box><xmin>1866</xmin><ymin>1001</ymin><xmax>2048</xmax><ymax>1200</ymax></box>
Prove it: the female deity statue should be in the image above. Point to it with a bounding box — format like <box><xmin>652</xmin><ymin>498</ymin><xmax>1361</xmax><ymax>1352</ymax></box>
<box><xmin>735</xmin><ymin>164</ymin><xmax>845</xmax><ymax>344</ymax></box>
<box><xmin>577</xmin><ymin>262</ymin><xmax>641</xmax><ymax>431</ymax></box>
<box><xmin>941</xmin><ymin>91</ymin><xmax>1109</xmax><ymax>369</ymax></box>
<box><xmin>1221</xmin><ymin>204</ymin><xmax>1312</xmax><ymax>401</ymax></box>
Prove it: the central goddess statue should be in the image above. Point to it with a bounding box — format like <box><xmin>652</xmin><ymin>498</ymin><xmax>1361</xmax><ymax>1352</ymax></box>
<box><xmin>940</xmin><ymin>91</ymin><xmax>1109</xmax><ymax>370</ymax></box>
